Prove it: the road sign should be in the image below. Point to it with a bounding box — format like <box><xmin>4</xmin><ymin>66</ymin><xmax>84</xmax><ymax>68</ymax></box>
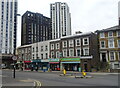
<box><xmin>12</xmin><ymin>56</ymin><xmax>17</xmax><ymax>60</ymax></box>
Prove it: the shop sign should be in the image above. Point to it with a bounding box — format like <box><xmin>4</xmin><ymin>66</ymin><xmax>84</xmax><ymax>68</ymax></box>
<box><xmin>41</xmin><ymin>59</ymin><xmax>49</xmax><ymax>62</ymax></box>
<box><xmin>61</xmin><ymin>58</ymin><xmax>80</xmax><ymax>62</ymax></box>
<box><xmin>49</xmin><ymin>58</ymin><xmax>59</xmax><ymax>62</ymax></box>
<box><xmin>24</xmin><ymin>61</ymin><xmax>31</xmax><ymax>63</ymax></box>
<box><xmin>32</xmin><ymin>59</ymin><xmax>41</xmax><ymax>62</ymax></box>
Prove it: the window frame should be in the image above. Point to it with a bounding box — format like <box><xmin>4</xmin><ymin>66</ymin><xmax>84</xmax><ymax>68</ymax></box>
<box><xmin>100</xmin><ymin>32</ymin><xmax>105</xmax><ymax>38</ymax></box>
<box><xmin>76</xmin><ymin>38</ymin><xmax>81</xmax><ymax>46</ymax></box>
<box><xmin>100</xmin><ymin>41</ymin><xmax>106</xmax><ymax>48</ymax></box>
<box><xmin>83</xmin><ymin>47</ymin><xmax>89</xmax><ymax>56</ymax></box>
<box><xmin>108</xmin><ymin>39</ymin><xmax>114</xmax><ymax>48</ymax></box>
<box><xmin>83</xmin><ymin>38</ymin><xmax>89</xmax><ymax>45</ymax></box>
<box><xmin>109</xmin><ymin>52</ymin><xmax>115</xmax><ymax>61</ymax></box>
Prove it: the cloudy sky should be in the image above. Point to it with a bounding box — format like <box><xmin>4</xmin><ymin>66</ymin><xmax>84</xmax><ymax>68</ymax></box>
<box><xmin>17</xmin><ymin>0</ymin><xmax>119</xmax><ymax>47</ymax></box>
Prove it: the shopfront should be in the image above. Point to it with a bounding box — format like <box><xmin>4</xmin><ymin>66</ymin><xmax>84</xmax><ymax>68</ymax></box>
<box><xmin>49</xmin><ymin>58</ymin><xmax>60</xmax><ymax>71</ymax></box>
<box><xmin>24</xmin><ymin>61</ymin><xmax>31</xmax><ymax>70</ymax></box>
<box><xmin>41</xmin><ymin>60</ymin><xmax>49</xmax><ymax>71</ymax></box>
<box><xmin>31</xmin><ymin>59</ymin><xmax>41</xmax><ymax>71</ymax></box>
<box><xmin>60</xmin><ymin>58</ymin><xmax>80</xmax><ymax>71</ymax></box>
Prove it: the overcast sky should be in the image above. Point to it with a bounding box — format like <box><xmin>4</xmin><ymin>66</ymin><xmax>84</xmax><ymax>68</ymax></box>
<box><xmin>17</xmin><ymin>0</ymin><xmax>119</xmax><ymax>47</ymax></box>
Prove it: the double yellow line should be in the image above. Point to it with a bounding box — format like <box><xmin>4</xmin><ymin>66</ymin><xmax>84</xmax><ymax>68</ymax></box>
<box><xmin>34</xmin><ymin>80</ymin><xmax>42</xmax><ymax>88</ymax></box>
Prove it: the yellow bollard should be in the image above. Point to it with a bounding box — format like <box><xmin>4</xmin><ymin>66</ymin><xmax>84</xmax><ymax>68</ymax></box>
<box><xmin>63</xmin><ymin>69</ymin><xmax>66</xmax><ymax>75</ymax></box>
<box><xmin>82</xmin><ymin>70</ymin><xmax>86</xmax><ymax>77</ymax></box>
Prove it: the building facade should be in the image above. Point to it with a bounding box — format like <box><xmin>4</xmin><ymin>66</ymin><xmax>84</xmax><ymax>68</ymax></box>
<box><xmin>0</xmin><ymin>0</ymin><xmax>18</xmax><ymax>68</ymax></box>
<box><xmin>21</xmin><ymin>11</ymin><xmax>52</xmax><ymax>45</ymax></box>
<box><xmin>96</xmin><ymin>26</ymin><xmax>120</xmax><ymax>71</ymax></box>
<box><xmin>49</xmin><ymin>32</ymin><xmax>99</xmax><ymax>72</ymax></box>
<box><xmin>17</xmin><ymin>40</ymin><xmax>50</xmax><ymax>71</ymax></box>
<box><xmin>0</xmin><ymin>0</ymin><xmax>18</xmax><ymax>54</ymax></box>
<box><xmin>50</xmin><ymin>2</ymin><xmax>71</xmax><ymax>39</ymax></box>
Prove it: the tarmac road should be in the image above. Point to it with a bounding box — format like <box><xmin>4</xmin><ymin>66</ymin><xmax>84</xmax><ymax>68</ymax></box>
<box><xmin>1</xmin><ymin>69</ymin><xmax>119</xmax><ymax>88</ymax></box>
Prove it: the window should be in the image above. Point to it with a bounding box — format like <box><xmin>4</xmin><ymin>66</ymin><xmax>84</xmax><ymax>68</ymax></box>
<box><xmin>83</xmin><ymin>38</ymin><xmax>89</xmax><ymax>45</ymax></box>
<box><xmin>76</xmin><ymin>49</ymin><xmax>81</xmax><ymax>56</ymax></box>
<box><xmin>76</xmin><ymin>39</ymin><xmax>81</xmax><ymax>46</ymax></box>
<box><xmin>118</xmin><ymin>31</ymin><xmax>120</xmax><ymax>36</ymax></box>
<box><xmin>83</xmin><ymin>48</ymin><xmax>89</xmax><ymax>55</ymax></box>
<box><xmin>41</xmin><ymin>46</ymin><xmax>43</xmax><ymax>51</ymax></box>
<box><xmin>63</xmin><ymin>41</ymin><xmax>67</xmax><ymax>48</ymax></box>
<box><xmin>41</xmin><ymin>54</ymin><xmax>43</xmax><ymax>59</ymax></box>
<box><xmin>100</xmin><ymin>41</ymin><xmax>105</xmax><ymax>48</ymax></box>
<box><xmin>46</xmin><ymin>53</ymin><xmax>48</xmax><ymax>59</ymax></box>
<box><xmin>100</xmin><ymin>33</ymin><xmax>105</xmax><ymax>38</ymax></box>
<box><xmin>56</xmin><ymin>43</ymin><xmax>59</xmax><ymax>49</ymax></box>
<box><xmin>36</xmin><ymin>47</ymin><xmax>38</xmax><ymax>52</ymax></box>
<box><xmin>51</xmin><ymin>44</ymin><xmax>54</xmax><ymax>50</ymax></box>
<box><xmin>69</xmin><ymin>49</ymin><xmax>74</xmax><ymax>57</ymax></box>
<box><xmin>32</xmin><ymin>47</ymin><xmax>34</xmax><ymax>52</ymax></box>
<box><xmin>56</xmin><ymin>51</ymin><xmax>60</xmax><ymax>58</ymax></box>
<box><xmin>45</xmin><ymin>45</ymin><xmax>48</xmax><ymax>51</ymax></box>
<box><xmin>108</xmin><ymin>31</ymin><xmax>113</xmax><ymax>37</ymax></box>
<box><xmin>108</xmin><ymin>39</ymin><xmax>114</xmax><ymax>48</ymax></box>
<box><xmin>118</xmin><ymin>52</ymin><xmax>120</xmax><ymax>61</ymax></box>
<box><xmin>63</xmin><ymin>49</ymin><xmax>67</xmax><ymax>57</ymax></box>
<box><xmin>33</xmin><ymin>54</ymin><xmax>34</xmax><ymax>59</ymax></box>
<box><xmin>51</xmin><ymin>52</ymin><xmax>54</xmax><ymax>58</ymax></box>
<box><xmin>109</xmin><ymin>52</ymin><xmax>115</xmax><ymax>61</ymax></box>
<box><xmin>69</xmin><ymin>40</ymin><xmax>74</xmax><ymax>47</ymax></box>
<box><xmin>118</xmin><ymin>40</ymin><xmax>120</xmax><ymax>48</ymax></box>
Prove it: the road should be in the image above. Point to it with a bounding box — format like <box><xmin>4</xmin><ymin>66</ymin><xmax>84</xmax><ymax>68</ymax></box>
<box><xmin>1</xmin><ymin>69</ymin><xmax>119</xmax><ymax>88</ymax></box>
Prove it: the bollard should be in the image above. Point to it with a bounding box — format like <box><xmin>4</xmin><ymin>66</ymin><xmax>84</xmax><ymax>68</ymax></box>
<box><xmin>82</xmin><ymin>70</ymin><xmax>86</xmax><ymax>77</ymax></box>
<box><xmin>63</xmin><ymin>69</ymin><xmax>66</xmax><ymax>76</ymax></box>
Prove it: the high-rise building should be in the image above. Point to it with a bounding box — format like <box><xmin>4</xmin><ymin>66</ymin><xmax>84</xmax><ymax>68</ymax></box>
<box><xmin>21</xmin><ymin>11</ymin><xmax>52</xmax><ymax>46</ymax></box>
<box><xmin>118</xmin><ymin>1</ymin><xmax>120</xmax><ymax>25</ymax></box>
<box><xmin>50</xmin><ymin>2</ymin><xmax>71</xmax><ymax>39</ymax></box>
<box><xmin>0</xmin><ymin>0</ymin><xmax>18</xmax><ymax>54</ymax></box>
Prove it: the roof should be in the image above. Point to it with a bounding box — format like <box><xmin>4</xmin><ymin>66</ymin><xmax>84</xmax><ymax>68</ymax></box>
<box><xmin>96</xmin><ymin>25</ymin><xmax>120</xmax><ymax>32</ymax></box>
<box><xmin>61</xmin><ymin>32</ymin><xmax>93</xmax><ymax>39</ymax></box>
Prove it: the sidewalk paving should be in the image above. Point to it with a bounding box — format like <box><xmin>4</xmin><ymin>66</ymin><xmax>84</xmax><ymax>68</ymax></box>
<box><xmin>2</xmin><ymin>75</ymin><xmax>34</xmax><ymax>87</ymax></box>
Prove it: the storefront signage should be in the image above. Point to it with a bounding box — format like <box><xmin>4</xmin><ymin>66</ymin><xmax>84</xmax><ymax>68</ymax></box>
<box><xmin>32</xmin><ymin>59</ymin><xmax>41</xmax><ymax>62</ymax></box>
<box><xmin>41</xmin><ymin>60</ymin><xmax>49</xmax><ymax>62</ymax></box>
<box><xmin>24</xmin><ymin>61</ymin><xmax>31</xmax><ymax>63</ymax></box>
<box><xmin>49</xmin><ymin>58</ymin><xmax>59</xmax><ymax>62</ymax></box>
<box><xmin>61</xmin><ymin>58</ymin><xmax>80</xmax><ymax>62</ymax></box>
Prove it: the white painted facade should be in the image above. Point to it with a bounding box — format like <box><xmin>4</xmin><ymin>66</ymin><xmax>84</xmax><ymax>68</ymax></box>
<box><xmin>50</xmin><ymin>2</ymin><xmax>71</xmax><ymax>39</ymax></box>
<box><xmin>0</xmin><ymin>0</ymin><xmax>18</xmax><ymax>54</ymax></box>
<box><xmin>31</xmin><ymin>40</ymin><xmax>50</xmax><ymax>60</ymax></box>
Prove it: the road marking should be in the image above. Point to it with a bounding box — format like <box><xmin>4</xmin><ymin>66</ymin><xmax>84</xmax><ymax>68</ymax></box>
<box><xmin>34</xmin><ymin>80</ymin><xmax>42</xmax><ymax>88</ymax></box>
